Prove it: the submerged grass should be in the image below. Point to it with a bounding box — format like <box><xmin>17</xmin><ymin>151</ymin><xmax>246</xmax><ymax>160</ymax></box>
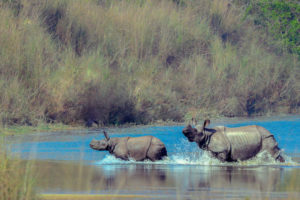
<box><xmin>0</xmin><ymin>0</ymin><xmax>299</xmax><ymax>128</ymax></box>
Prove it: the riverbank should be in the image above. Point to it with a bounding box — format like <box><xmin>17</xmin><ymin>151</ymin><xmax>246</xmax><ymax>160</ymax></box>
<box><xmin>0</xmin><ymin>123</ymin><xmax>83</xmax><ymax>135</ymax></box>
<box><xmin>1</xmin><ymin>114</ymin><xmax>299</xmax><ymax>136</ymax></box>
<box><xmin>0</xmin><ymin>0</ymin><xmax>299</xmax><ymax>128</ymax></box>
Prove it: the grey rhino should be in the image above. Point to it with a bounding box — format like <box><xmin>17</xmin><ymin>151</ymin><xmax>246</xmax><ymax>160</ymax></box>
<box><xmin>182</xmin><ymin>119</ymin><xmax>285</xmax><ymax>162</ymax></box>
<box><xmin>90</xmin><ymin>131</ymin><xmax>167</xmax><ymax>161</ymax></box>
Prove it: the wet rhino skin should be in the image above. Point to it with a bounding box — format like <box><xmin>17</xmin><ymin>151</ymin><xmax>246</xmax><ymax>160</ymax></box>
<box><xmin>90</xmin><ymin>134</ymin><xmax>167</xmax><ymax>162</ymax></box>
<box><xmin>183</xmin><ymin>120</ymin><xmax>284</xmax><ymax>162</ymax></box>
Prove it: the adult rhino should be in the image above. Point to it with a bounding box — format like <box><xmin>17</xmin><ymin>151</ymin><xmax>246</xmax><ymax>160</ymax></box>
<box><xmin>90</xmin><ymin>131</ymin><xmax>167</xmax><ymax>161</ymax></box>
<box><xmin>182</xmin><ymin>119</ymin><xmax>285</xmax><ymax>162</ymax></box>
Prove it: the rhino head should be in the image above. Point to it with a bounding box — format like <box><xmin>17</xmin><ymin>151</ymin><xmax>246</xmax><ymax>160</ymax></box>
<box><xmin>182</xmin><ymin>119</ymin><xmax>210</xmax><ymax>143</ymax></box>
<box><xmin>89</xmin><ymin>131</ymin><xmax>110</xmax><ymax>151</ymax></box>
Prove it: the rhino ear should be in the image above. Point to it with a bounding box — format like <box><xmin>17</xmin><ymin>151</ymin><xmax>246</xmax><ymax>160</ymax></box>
<box><xmin>103</xmin><ymin>131</ymin><xmax>110</xmax><ymax>141</ymax></box>
<box><xmin>191</xmin><ymin>118</ymin><xmax>198</xmax><ymax>127</ymax></box>
<box><xmin>201</xmin><ymin>119</ymin><xmax>210</xmax><ymax>132</ymax></box>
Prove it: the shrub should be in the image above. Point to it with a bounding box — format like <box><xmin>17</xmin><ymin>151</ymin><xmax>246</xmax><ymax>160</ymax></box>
<box><xmin>0</xmin><ymin>0</ymin><xmax>298</xmax><ymax>127</ymax></box>
<box><xmin>243</xmin><ymin>0</ymin><xmax>300</xmax><ymax>56</ymax></box>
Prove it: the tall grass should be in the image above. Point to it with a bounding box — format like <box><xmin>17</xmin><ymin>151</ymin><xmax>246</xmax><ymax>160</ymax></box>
<box><xmin>0</xmin><ymin>0</ymin><xmax>299</xmax><ymax>127</ymax></box>
<box><xmin>0</xmin><ymin>140</ymin><xmax>37</xmax><ymax>200</ymax></box>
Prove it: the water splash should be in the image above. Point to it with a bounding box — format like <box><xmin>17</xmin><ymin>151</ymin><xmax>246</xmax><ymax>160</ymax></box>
<box><xmin>94</xmin><ymin>139</ymin><xmax>299</xmax><ymax>166</ymax></box>
<box><xmin>93</xmin><ymin>138</ymin><xmax>300</xmax><ymax>166</ymax></box>
<box><xmin>94</xmin><ymin>150</ymin><xmax>299</xmax><ymax>167</ymax></box>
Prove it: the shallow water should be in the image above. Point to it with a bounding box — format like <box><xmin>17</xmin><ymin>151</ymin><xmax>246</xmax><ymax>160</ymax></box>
<box><xmin>6</xmin><ymin>116</ymin><xmax>300</xmax><ymax>199</ymax></box>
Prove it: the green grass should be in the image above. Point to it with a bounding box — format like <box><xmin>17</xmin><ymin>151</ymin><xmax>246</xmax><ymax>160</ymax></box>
<box><xmin>0</xmin><ymin>0</ymin><xmax>299</xmax><ymax>128</ymax></box>
<box><xmin>0</xmin><ymin>123</ymin><xmax>81</xmax><ymax>135</ymax></box>
<box><xmin>242</xmin><ymin>0</ymin><xmax>300</xmax><ymax>56</ymax></box>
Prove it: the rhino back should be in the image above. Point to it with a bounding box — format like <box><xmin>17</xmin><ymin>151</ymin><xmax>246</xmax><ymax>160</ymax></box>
<box><xmin>224</xmin><ymin>126</ymin><xmax>262</xmax><ymax>160</ymax></box>
<box><xmin>127</xmin><ymin>136</ymin><xmax>152</xmax><ymax>161</ymax></box>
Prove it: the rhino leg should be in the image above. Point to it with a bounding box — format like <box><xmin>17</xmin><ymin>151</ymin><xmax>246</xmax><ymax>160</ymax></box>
<box><xmin>261</xmin><ymin>135</ymin><xmax>284</xmax><ymax>162</ymax></box>
<box><xmin>213</xmin><ymin>151</ymin><xmax>230</xmax><ymax>162</ymax></box>
<box><xmin>147</xmin><ymin>145</ymin><xmax>167</xmax><ymax>161</ymax></box>
<box><xmin>114</xmin><ymin>152</ymin><xmax>129</xmax><ymax>161</ymax></box>
<box><xmin>256</xmin><ymin>126</ymin><xmax>284</xmax><ymax>162</ymax></box>
<box><xmin>113</xmin><ymin>144</ymin><xmax>129</xmax><ymax>161</ymax></box>
<box><xmin>146</xmin><ymin>137</ymin><xmax>167</xmax><ymax>161</ymax></box>
<box><xmin>206</xmin><ymin>132</ymin><xmax>231</xmax><ymax>162</ymax></box>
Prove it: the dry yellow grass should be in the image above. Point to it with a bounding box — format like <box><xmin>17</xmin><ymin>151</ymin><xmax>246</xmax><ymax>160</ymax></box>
<box><xmin>0</xmin><ymin>145</ymin><xmax>37</xmax><ymax>200</ymax></box>
<box><xmin>0</xmin><ymin>0</ymin><xmax>298</xmax><ymax>127</ymax></box>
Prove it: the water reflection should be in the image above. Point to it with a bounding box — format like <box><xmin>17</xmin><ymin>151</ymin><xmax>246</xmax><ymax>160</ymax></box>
<box><xmin>34</xmin><ymin>160</ymin><xmax>300</xmax><ymax>199</ymax></box>
<box><xmin>6</xmin><ymin>116</ymin><xmax>300</xmax><ymax>199</ymax></box>
<box><xmin>195</xmin><ymin>166</ymin><xmax>281</xmax><ymax>191</ymax></box>
<box><xmin>96</xmin><ymin>165</ymin><xmax>168</xmax><ymax>190</ymax></box>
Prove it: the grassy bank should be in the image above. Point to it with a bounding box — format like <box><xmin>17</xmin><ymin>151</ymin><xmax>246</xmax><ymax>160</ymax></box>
<box><xmin>0</xmin><ymin>122</ymin><xmax>82</xmax><ymax>135</ymax></box>
<box><xmin>0</xmin><ymin>0</ymin><xmax>299</xmax><ymax>128</ymax></box>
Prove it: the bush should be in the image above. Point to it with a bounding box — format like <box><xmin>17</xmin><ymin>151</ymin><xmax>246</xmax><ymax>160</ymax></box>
<box><xmin>243</xmin><ymin>0</ymin><xmax>300</xmax><ymax>56</ymax></box>
<box><xmin>0</xmin><ymin>0</ymin><xmax>298</xmax><ymax>127</ymax></box>
<box><xmin>0</xmin><ymin>7</ymin><xmax>59</xmax><ymax>126</ymax></box>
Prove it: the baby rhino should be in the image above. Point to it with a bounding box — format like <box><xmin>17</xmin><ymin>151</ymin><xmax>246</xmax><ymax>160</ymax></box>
<box><xmin>90</xmin><ymin>131</ymin><xmax>167</xmax><ymax>161</ymax></box>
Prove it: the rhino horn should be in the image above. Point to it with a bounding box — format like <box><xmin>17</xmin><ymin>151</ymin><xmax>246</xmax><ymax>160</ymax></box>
<box><xmin>103</xmin><ymin>130</ymin><xmax>110</xmax><ymax>140</ymax></box>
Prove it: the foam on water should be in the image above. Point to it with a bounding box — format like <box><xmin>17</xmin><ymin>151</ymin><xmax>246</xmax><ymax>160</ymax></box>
<box><xmin>94</xmin><ymin>150</ymin><xmax>299</xmax><ymax>167</ymax></box>
<box><xmin>94</xmin><ymin>137</ymin><xmax>299</xmax><ymax>167</ymax></box>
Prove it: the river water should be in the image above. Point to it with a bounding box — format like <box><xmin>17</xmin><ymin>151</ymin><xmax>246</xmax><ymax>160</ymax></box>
<box><xmin>6</xmin><ymin>116</ymin><xmax>300</xmax><ymax>199</ymax></box>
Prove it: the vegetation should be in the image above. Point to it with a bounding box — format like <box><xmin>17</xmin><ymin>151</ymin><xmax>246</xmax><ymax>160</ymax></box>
<box><xmin>242</xmin><ymin>0</ymin><xmax>300</xmax><ymax>56</ymax></box>
<box><xmin>0</xmin><ymin>0</ymin><xmax>299</xmax><ymax>128</ymax></box>
<box><xmin>0</xmin><ymin>140</ymin><xmax>38</xmax><ymax>200</ymax></box>
<box><xmin>0</xmin><ymin>123</ymin><xmax>80</xmax><ymax>135</ymax></box>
